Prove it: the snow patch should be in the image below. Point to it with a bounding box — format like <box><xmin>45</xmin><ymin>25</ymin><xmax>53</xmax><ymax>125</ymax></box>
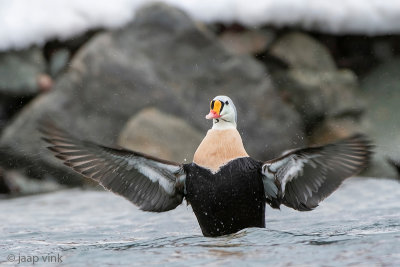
<box><xmin>1</xmin><ymin>0</ymin><xmax>400</xmax><ymax>51</ymax></box>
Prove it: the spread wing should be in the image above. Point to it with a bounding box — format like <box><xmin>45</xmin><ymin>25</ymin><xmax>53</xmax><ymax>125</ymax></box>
<box><xmin>40</xmin><ymin>121</ymin><xmax>185</xmax><ymax>212</ymax></box>
<box><xmin>261</xmin><ymin>134</ymin><xmax>373</xmax><ymax>211</ymax></box>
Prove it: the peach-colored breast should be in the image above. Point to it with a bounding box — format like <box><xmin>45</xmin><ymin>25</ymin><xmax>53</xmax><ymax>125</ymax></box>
<box><xmin>193</xmin><ymin>128</ymin><xmax>249</xmax><ymax>172</ymax></box>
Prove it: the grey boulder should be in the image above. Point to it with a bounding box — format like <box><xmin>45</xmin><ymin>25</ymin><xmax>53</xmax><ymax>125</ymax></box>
<box><xmin>360</xmin><ymin>58</ymin><xmax>400</xmax><ymax>179</ymax></box>
<box><xmin>0</xmin><ymin>3</ymin><xmax>304</xmax><ymax>184</ymax></box>
<box><xmin>0</xmin><ymin>47</ymin><xmax>47</xmax><ymax>96</ymax></box>
<box><xmin>269</xmin><ymin>32</ymin><xmax>336</xmax><ymax>71</ymax></box>
<box><xmin>118</xmin><ymin>108</ymin><xmax>203</xmax><ymax>163</ymax></box>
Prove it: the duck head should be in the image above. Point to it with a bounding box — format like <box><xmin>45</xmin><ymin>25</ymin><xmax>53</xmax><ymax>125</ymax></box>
<box><xmin>206</xmin><ymin>95</ymin><xmax>237</xmax><ymax>129</ymax></box>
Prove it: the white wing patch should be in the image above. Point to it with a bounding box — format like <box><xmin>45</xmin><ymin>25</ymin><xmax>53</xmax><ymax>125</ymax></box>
<box><xmin>153</xmin><ymin>161</ymin><xmax>182</xmax><ymax>173</ymax></box>
<box><xmin>137</xmin><ymin>165</ymin><xmax>175</xmax><ymax>194</ymax></box>
<box><xmin>262</xmin><ymin>154</ymin><xmax>320</xmax><ymax>196</ymax></box>
<box><xmin>280</xmin><ymin>157</ymin><xmax>306</xmax><ymax>194</ymax></box>
<box><xmin>125</xmin><ymin>158</ymin><xmax>177</xmax><ymax>195</ymax></box>
<box><xmin>40</xmin><ymin>120</ymin><xmax>186</xmax><ymax>212</ymax></box>
<box><xmin>260</xmin><ymin>134</ymin><xmax>372</xmax><ymax>211</ymax></box>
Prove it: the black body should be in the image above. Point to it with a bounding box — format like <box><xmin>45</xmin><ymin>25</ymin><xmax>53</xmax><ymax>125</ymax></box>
<box><xmin>184</xmin><ymin>157</ymin><xmax>265</xmax><ymax>237</ymax></box>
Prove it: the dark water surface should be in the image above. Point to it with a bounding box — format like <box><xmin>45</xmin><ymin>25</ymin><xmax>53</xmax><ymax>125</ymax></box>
<box><xmin>1</xmin><ymin>178</ymin><xmax>399</xmax><ymax>266</ymax></box>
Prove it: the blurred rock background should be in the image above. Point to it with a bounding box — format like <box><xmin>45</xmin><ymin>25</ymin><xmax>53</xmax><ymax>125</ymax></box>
<box><xmin>0</xmin><ymin>2</ymin><xmax>399</xmax><ymax>196</ymax></box>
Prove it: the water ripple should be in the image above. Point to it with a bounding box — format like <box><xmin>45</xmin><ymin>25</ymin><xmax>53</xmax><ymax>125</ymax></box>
<box><xmin>0</xmin><ymin>177</ymin><xmax>399</xmax><ymax>266</ymax></box>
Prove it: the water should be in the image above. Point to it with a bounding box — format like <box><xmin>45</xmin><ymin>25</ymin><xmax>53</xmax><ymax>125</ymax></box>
<box><xmin>0</xmin><ymin>177</ymin><xmax>399</xmax><ymax>266</ymax></box>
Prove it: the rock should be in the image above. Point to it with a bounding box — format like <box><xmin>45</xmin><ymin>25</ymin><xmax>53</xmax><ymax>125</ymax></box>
<box><xmin>269</xmin><ymin>32</ymin><xmax>336</xmax><ymax>71</ymax></box>
<box><xmin>0</xmin><ymin>47</ymin><xmax>45</xmax><ymax>131</ymax></box>
<box><xmin>0</xmin><ymin>98</ymin><xmax>9</xmax><ymax>131</ymax></box>
<box><xmin>0</xmin><ymin>3</ymin><xmax>304</xmax><ymax>184</ymax></box>
<box><xmin>360</xmin><ymin>58</ymin><xmax>400</xmax><ymax>179</ymax></box>
<box><xmin>372</xmin><ymin>40</ymin><xmax>394</xmax><ymax>62</ymax></box>
<box><xmin>118</xmin><ymin>108</ymin><xmax>203</xmax><ymax>163</ymax></box>
<box><xmin>308</xmin><ymin>117</ymin><xmax>365</xmax><ymax>145</ymax></box>
<box><xmin>0</xmin><ymin>95</ymin><xmax>35</xmax><ymax>133</ymax></box>
<box><xmin>274</xmin><ymin>69</ymin><xmax>364</xmax><ymax>130</ymax></box>
<box><xmin>269</xmin><ymin>32</ymin><xmax>367</xmax><ymax>151</ymax></box>
<box><xmin>0</xmin><ymin>167</ymin><xmax>10</xmax><ymax>194</ymax></box>
<box><xmin>386</xmin><ymin>157</ymin><xmax>400</xmax><ymax>181</ymax></box>
<box><xmin>37</xmin><ymin>74</ymin><xmax>53</xmax><ymax>92</ymax></box>
<box><xmin>219</xmin><ymin>29</ymin><xmax>275</xmax><ymax>55</ymax></box>
<box><xmin>49</xmin><ymin>49</ymin><xmax>70</xmax><ymax>77</ymax></box>
<box><xmin>0</xmin><ymin>167</ymin><xmax>63</xmax><ymax>197</ymax></box>
<box><xmin>0</xmin><ymin>47</ymin><xmax>46</xmax><ymax>96</ymax></box>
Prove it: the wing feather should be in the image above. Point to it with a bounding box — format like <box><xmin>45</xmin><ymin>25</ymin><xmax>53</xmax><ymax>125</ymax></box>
<box><xmin>262</xmin><ymin>134</ymin><xmax>373</xmax><ymax>211</ymax></box>
<box><xmin>40</xmin><ymin>120</ymin><xmax>185</xmax><ymax>212</ymax></box>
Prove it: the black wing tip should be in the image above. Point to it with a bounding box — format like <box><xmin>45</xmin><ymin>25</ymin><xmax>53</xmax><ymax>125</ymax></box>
<box><xmin>355</xmin><ymin>133</ymin><xmax>374</xmax><ymax>159</ymax></box>
<box><xmin>282</xmin><ymin>199</ymin><xmax>317</xmax><ymax>211</ymax></box>
<box><xmin>280</xmin><ymin>134</ymin><xmax>374</xmax><ymax>212</ymax></box>
<box><xmin>39</xmin><ymin>118</ymin><xmax>60</xmax><ymax>151</ymax></box>
<box><xmin>345</xmin><ymin>133</ymin><xmax>374</xmax><ymax>148</ymax></box>
<box><xmin>266</xmin><ymin>198</ymin><xmax>281</xmax><ymax>210</ymax></box>
<box><xmin>297</xmin><ymin>204</ymin><xmax>317</xmax><ymax>212</ymax></box>
<box><xmin>336</xmin><ymin>133</ymin><xmax>374</xmax><ymax>162</ymax></box>
<box><xmin>386</xmin><ymin>157</ymin><xmax>400</xmax><ymax>179</ymax></box>
<box><xmin>38</xmin><ymin>117</ymin><xmax>65</xmax><ymax>142</ymax></box>
<box><xmin>37</xmin><ymin>115</ymin><xmax>57</xmax><ymax>132</ymax></box>
<box><xmin>337</xmin><ymin>133</ymin><xmax>372</xmax><ymax>146</ymax></box>
<box><xmin>346</xmin><ymin>134</ymin><xmax>374</xmax><ymax>176</ymax></box>
<box><xmin>41</xmin><ymin>136</ymin><xmax>52</xmax><ymax>144</ymax></box>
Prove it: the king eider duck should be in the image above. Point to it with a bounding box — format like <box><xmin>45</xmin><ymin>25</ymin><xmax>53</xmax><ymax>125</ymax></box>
<box><xmin>40</xmin><ymin>95</ymin><xmax>372</xmax><ymax>237</ymax></box>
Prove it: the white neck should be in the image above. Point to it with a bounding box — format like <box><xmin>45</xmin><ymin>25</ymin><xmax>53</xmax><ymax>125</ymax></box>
<box><xmin>212</xmin><ymin>119</ymin><xmax>237</xmax><ymax>130</ymax></box>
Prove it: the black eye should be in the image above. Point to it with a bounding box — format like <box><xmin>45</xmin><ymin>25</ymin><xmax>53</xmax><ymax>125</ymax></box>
<box><xmin>225</xmin><ymin>101</ymin><xmax>229</xmax><ymax>105</ymax></box>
